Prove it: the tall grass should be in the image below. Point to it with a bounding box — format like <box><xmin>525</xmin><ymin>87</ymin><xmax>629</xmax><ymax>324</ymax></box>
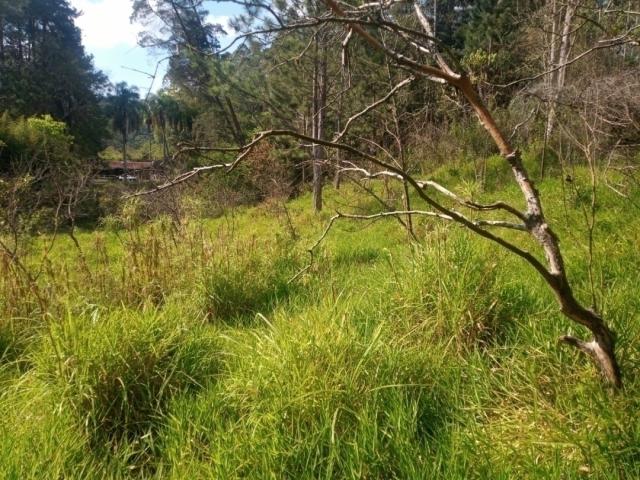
<box><xmin>0</xmin><ymin>168</ymin><xmax>638</xmax><ymax>478</ymax></box>
<box><xmin>200</xmin><ymin>234</ymin><xmax>301</xmax><ymax>324</ymax></box>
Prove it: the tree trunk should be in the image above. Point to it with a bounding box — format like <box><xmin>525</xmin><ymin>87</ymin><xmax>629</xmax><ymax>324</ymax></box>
<box><xmin>212</xmin><ymin>95</ymin><xmax>244</xmax><ymax>146</ymax></box>
<box><xmin>162</xmin><ymin>124</ymin><xmax>170</xmax><ymax>161</ymax></box>
<box><xmin>123</xmin><ymin>111</ymin><xmax>129</xmax><ymax>174</ymax></box>
<box><xmin>0</xmin><ymin>16</ymin><xmax>5</xmax><ymax>64</ymax></box>
<box><xmin>385</xmin><ymin>56</ymin><xmax>415</xmax><ymax>239</ymax></box>
<box><xmin>122</xmin><ymin>132</ymin><xmax>128</xmax><ymax>174</ymax></box>
<box><xmin>312</xmin><ymin>35</ymin><xmax>327</xmax><ymax>212</ymax></box>
<box><xmin>541</xmin><ymin>0</ymin><xmax>558</xmax><ymax>178</ymax></box>
<box><xmin>225</xmin><ymin>96</ymin><xmax>245</xmax><ymax>145</ymax></box>
<box><xmin>334</xmin><ymin>73</ymin><xmax>345</xmax><ymax>190</ymax></box>
<box><xmin>544</xmin><ymin>0</ymin><xmax>576</xmax><ymax>158</ymax></box>
<box><xmin>557</xmin><ymin>285</ymin><xmax>621</xmax><ymax>388</ymax></box>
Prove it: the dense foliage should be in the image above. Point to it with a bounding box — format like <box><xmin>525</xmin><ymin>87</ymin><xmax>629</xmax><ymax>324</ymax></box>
<box><xmin>0</xmin><ymin>0</ymin><xmax>108</xmax><ymax>154</ymax></box>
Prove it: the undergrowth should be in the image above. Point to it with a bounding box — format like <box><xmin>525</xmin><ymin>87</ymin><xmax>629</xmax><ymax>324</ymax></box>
<box><xmin>0</xmin><ymin>166</ymin><xmax>639</xmax><ymax>479</ymax></box>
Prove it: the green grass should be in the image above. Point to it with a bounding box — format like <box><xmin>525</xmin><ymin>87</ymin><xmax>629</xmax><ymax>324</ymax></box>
<box><xmin>0</xmin><ymin>165</ymin><xmax>639</xmax><ymax>478</ymax></box>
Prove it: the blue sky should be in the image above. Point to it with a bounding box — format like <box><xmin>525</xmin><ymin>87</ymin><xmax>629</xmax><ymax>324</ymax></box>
<box><xmin>68</xmin><ymin>0</ymin><xmax>243</xmax><ymax>93</ymax></box>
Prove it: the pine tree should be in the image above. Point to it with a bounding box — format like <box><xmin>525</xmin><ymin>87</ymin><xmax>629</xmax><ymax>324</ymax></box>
<box><xmin>0</xmin><ymin>0</ymin><xmax>108</xmax><ymax>154</ymax></box>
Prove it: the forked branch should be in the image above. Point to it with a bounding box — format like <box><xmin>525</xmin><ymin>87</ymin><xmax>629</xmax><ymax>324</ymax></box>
<box><xmin>322</xmin><ymin>0</ymin><xmax>623</xmax><ymax>387</ymax></box>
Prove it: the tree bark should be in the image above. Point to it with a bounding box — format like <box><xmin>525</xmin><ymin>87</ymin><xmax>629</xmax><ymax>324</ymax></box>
<box><xmin>162</xmin><ymin>124</ymin><xmax>170</xmax><ymax>161</ymax></box>
<box><xmin>557</xmin><ymin>288</ymin><xmax>621</xmax><ymax>388</ymax></box>
<box><xmin>212</xmin><ymin>95</ymin><xmax>244</xmax><ymax>146</ymax></box>
<box><xmin>385</xmin><ymin>56</ymin><xmax>415</xmax><ymax>239</ymax></box>
<box><xmin>333</xmin><ymin>70</ymin><xmax>345</xmax><ymax>189</ymax></box>
<box><xmin>225</xmin><ymin>96</ymin><xmax>246</xmax><ymax>145</ymax></box>
<box><xmin>122</xmin><ymin>133</ymin><xmax>128</xmax><ymax>173</ymax></box>
<box><xmin>0</xmin><ymin>16</ymin><xmax>5</xmax><ymax>64</ymax></box>
<box><xmin>312</xmin><ymin>34</ymin><xmax>327</xmax><ymax>212</ymax></box>
<box><xmin>544</xmin><ymin>0</ymin><xmax>577</xmax><ymax>171</ymax></box>
<box><xmin>123</xmin><ymin>110</ymin><xmax>129</xmax><ymax>174</ymax></box>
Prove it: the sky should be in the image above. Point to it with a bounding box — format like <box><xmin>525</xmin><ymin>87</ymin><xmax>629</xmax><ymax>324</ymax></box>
<box><xmin>68</xmin><ymin>0</ymin><xmax>243</xmax><ymax>93</ymax></box>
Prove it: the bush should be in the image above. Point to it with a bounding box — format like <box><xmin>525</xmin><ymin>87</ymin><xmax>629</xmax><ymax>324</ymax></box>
<box><xmin>0</xmin><ymin>112</ymin><xmax>74</xmax><ymax>171</ymax></box>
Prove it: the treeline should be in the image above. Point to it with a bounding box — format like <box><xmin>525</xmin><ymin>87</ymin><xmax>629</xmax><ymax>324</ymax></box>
<box><xmin>0</xmin><ymin>0</ymin><xmax>107</xmax><ymax>154</ymax></box>
<box><xmin>126</xmin><ymin>0</ymin><xmax>640</xmax><ymax>210</ymax></box>
<box><xmin>1</xmin><ymin>0</ymin><xmax>639</xmax><ymax>213</ymax></box>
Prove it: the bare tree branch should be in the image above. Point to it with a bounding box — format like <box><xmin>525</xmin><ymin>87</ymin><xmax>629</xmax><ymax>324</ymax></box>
<box><xmin>125</xmin><ymin>163</ymin><xmax>233</xmax><ymax>198</ymax></box>
<box><xmin>334</xmin><ymin>76</ymin><xmax>415</xmax><ymax>141</ymax></box>
<box><xmin>339</xmin><ymin>164</ymin><xmax>526</xmax><ymax>221</ymax></box>
<box><xmin>135</xmin><ymin>129</ymin><xmax>550</xmax><ymax>284</ymax></box>
<box><xmin>496</xmin><ymin>27</ymin><xmax>640</xmax><ymax>88</ymax></box>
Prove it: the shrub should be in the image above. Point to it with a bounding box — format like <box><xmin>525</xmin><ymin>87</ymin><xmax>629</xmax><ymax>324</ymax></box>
<box><xmin>0</xmin><ymin>112</ymin><xmax>74</xmax><ymax>171</ymax></box>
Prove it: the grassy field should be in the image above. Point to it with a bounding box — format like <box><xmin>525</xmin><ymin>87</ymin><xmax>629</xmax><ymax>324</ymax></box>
<box><xmin>1</xmin><ymin>162</ymin><xmax>639</xmax><ymax>479</ymax></box>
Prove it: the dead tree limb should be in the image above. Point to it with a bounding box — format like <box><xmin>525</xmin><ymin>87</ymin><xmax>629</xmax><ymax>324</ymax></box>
<box><xmin>130</xmin><ymin>0</ymin><xmax>625</xmax><ymax>387</ymax></box>
<box><xmin>334</xmin><ymin>76</ymin><xmax>415</xmax><ymax>142</ymax></box>
<box><xmin>322</xmin><ymin>0</ymin><xmax>623</xmax><ymax>387</ymax></box>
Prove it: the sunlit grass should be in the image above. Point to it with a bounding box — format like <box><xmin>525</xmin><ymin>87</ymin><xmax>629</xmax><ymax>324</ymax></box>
<box><xmin>0</xmin><ymin>166</ymin><xmax>639</xmax><ymax>478</ymax></box>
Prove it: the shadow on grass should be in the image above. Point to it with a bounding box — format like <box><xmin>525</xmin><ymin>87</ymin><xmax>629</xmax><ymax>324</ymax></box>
<box><xmin>39</xmin><ymin>311</ymin><xmax>221</xmax><ymax>476</ymax></box>
<box><xmin>201</xmin><ymin>252</ymin><xmax>304</xmax><ymax>326</ymax></box>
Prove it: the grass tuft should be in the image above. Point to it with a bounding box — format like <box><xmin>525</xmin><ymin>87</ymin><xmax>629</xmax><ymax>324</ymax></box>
<box><xmin>31</xmin><ymin>306</ymin><xmax>221</xmax><ymax>472</ymax></box>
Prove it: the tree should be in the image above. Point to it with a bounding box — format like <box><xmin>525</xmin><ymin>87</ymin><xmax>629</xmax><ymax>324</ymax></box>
<box><xmin>132</xmin><ymin>0</ymin><xmax>222</xmax><ymax>93</ymax></box>
<box><xmin>133</xmin><ymin>0</ymin><xmax>634</xmax><ymax>387</ymax></box>
<box><xmin>540</xmin><ymin>0</ymin><xmax>640</xmax><ymax>178</ymax></box>
<box><xmin>105</xmin><ymin>83</ymin><xmax>143</xmax><ymax>172</ymax></box>
<box><xmin>460</xmin><ymin>0</ymin><xmax>539</xmax><ymax>103</ymax></box>
<box><xmin>539</xmin><ymin>0</ymin><xmax>580</xmax><ymax>179</ymax></box>
<box><xmin>133</xmin><ymin>0</ymin><xmax>251</xmax><ymax>149</ymax></box>
<box><xmin>330</xmin><ymin>0</ymin><xmax>625</xmax><ymax>387</ymax></box>
<box><xmin>0</xmin><ymin>0</ymin><xmax>108</xmax><ymax>154</ymax></box>
<box><xmin>146</xmin><ymin>92</ymin><xmax>196</xmax><ymax>161</ymax></box>
<box><xmin>343</xmin><ymin>0</ymin><xmax>628</xmax><ymax>386</ymax></box>
<box><xmin>311</xmin><ymin>24</ymin><xmax>329</xmax><ymax>212</ymax></box>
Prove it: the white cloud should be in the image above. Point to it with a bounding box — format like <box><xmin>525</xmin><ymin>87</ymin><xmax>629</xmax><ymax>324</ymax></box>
<box><xmin>208</xmin><ymin>15</ymin><xmax>232</xmax><ymax>33</ymax></box>
<box><xmin>70</xmin><ymin>1</ymin><xmax>236</xmax><ymax>52</ymax></box>
<box><xmin>70</xmin><ymin>0</ymin><xmax>141</xmax><ymax>49</ymax></box>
